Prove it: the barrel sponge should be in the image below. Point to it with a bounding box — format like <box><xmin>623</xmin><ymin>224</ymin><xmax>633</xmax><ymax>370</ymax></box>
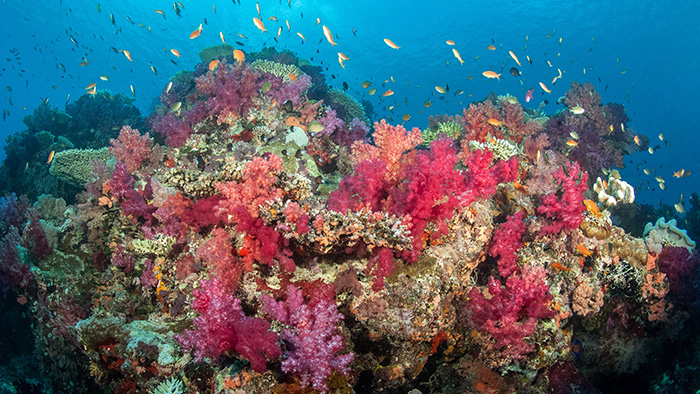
<box><xmin>643</xmin><ymin>217</ymin><xmax>696</xmax><ymax>254</ymax></box>
<box><xmin>49</xmin><ymin>147</ymin><xmax>112</xmax><ymax>187</ymax></box>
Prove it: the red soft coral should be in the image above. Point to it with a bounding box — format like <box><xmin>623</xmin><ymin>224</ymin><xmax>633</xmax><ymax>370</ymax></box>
<box><xmin>462</xmin><ymin>100</ymin><xmax>503</xmax><ymax>142</ymax></box>
<box><xmin>489</xmin><ymin>211</ymin><xmax>527</xmax><ymax>278</ymax></box>
<box><xmin>217</xmin><ymin>155</ymin><xmax>285</xmax><ymax>220</ymax></box>
<box><xmin>536</xmin><ymin>161</ymin><xmax>588</xmax><ymax>235</ymax></box>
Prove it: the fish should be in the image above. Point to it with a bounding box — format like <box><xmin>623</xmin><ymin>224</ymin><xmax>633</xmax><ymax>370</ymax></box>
<box><xmin>308</xmin><ymin>121</ymin><xmax>324</xmax><ymax>133</ymax></box>
<box><xmin>233</xmin><ymin>49</ymin><xmax>245</xmax><ymax>63</ymax></box>
<box><xmin>260</xmin><ymin>81</ymin><xmax>272</xmax><ymax>93</ymax></box>
<box><xmin>155</xmin><ymin>9</ymin><xmax>166</xmax><ymax>18</ymax></box>
<box><xmin>570</xmin><ymin>132</ymin><xmax>579</xmax><ymax>140</ymax></box>
<box><xmin>526</xmin><ymin>55</ymin><xmax>533</xmax><ymax>65</ymax></box>
<box><xmin>569</xmin><ymin>105</ymin><xmax>585</xmax><ymax>114</ymax></box>
<box><xmin>634</xmin><ymin>135</ymin><xmax>640</xmax><ymax>146</ymax></box>
<box><xmin>316</xmin><ymin>18</ymin><xmax>321</xmax><ymax>25</ymax></box>
<box><xmin>342</xmin><ymin>81</ymin><xmax>348</xmax><ymax>90</ymax></box>
<box><xmin>659</xmin><ymin>133</ymin><xmax>664</xmax><ymax>141</ymax></box>
<box><xmin>220</xmin><ymin>32</ymin><xmax>226</xmax><ymax>44</ymax></box>
<box><xmin>446</xmin><ymin>40</ymin><xmax>455</xmax><ymax>45</ymax></box>
<box><xmin>208</xmin><ymin>59</ymin><xmax>219</xmax><ymax>71</ymax></box>
<box><xmin>47</xmin><ymin>150</ymin><xmax>55</xmax><ymax>164</ymax></box>
<box><xmin>238</xmin><ymin>33</ymin><xmax>248</xmax><ymax>39</ymax></box>
<box><xmin>660</xmin><ymin>182</ymin><xmax>666</xmax><ymax>190</ymax></box>
<box><xmin>487</xmin><ymin>118</ymin><xmax>502</xmax><ymax>127</ymax></box>
<box><xmin>583</xmin><ymin>199</ymin><xmax>600</xmax><ymax>217</ymax></box>
<box><xmin>286</xmin><ymin>20</ymin><xmax>291</xmax><ymax>31</ymax></box>
<box><xmin>256</xmin><ymin>1</ymin><xmax>261</xmax><ymax>17</ymax></box>
<box><xmin>190</xmin><ymin>24</ymin><xmax>203</xmax><ymax>39</ymax></box>
<box><xmin>338</xmin><ymin>53</ymin><xmax>349</xmax><ymax>61</ymax></box>
<box><xmin>675</xmin><ymin>203</ymin><xmax>685</xmax><ymax>214</ymax></box>
<box><xmin>435</xmin><ymin>86</ymin><xmax>446</xmax><ymax>94</ymax></box>
<box><xmin>482</xmin><ymin>71</ymin><xmax>501</xmax><ymax>80</ymax></box>
<box><xmin>576</xmin><ymin>244</ymin><xmax>593</xmax><ymax>257</ymax></box>
<box><xmin>171</xmin><ymin>48</ymin><xmax>180</xmax><ymax>57</ymax></box>
<box><xmin>130</xmin><ymin>84</ymin><xmax>135</xmax><ymax>96</ymax></box>
<box><xmin>486</xmin><ymin>44</ymin><xmax>496</xmax><ymax>50</ymax></box>
<box><xmin>85</xmin><ymin>82</ymin><xmax>97</xmax><ymax>90</ymax></box>
<box><xmin>648</xmin><ymin>147</ymin><xmax>654</xmax><ymax>154</ymax></box>
<box><xmin>509</xmin><ymin>50</ymin><xmax>522</xmax><ymax>66</ymax></box>
<box><xmin>123</xmin><ymin>50</ymin><xmax>133</xmax><ymax>61</ymax></box>
<box><xmin>452</xmin><ymin>48</ymin><xmax>464</xmax><ymax>65</ymax></box>
<box><xmin>382</xmin><ymin>90</ymin><xmax>394</xmax><ymax>97</ymax></box>
<box><xmin>151</xmin><ymin>65</ymin><xmax>157</xmax><ymax>75</ymax></box>
<box><xmin>362</xmin><ymin>81</ymin><xmax>371</xmax><ymax>88</ymax></box>
<box><xmin>297</xmin><ymin>32</ymin><xmax>306</xmax><ymax>41</ymax></box>
<box><xmin>276</xmin><ymin>27</ymin><xmax>282</xmax><ymax>40</ymax></box>
<box><xmin>454</xmin><ymin>90</ymin><xmax>464</xmax><ymax>96</ymax></box>
<box><xmin>673</xmin><ymin>169</ymin><xmax>685</xmax><ymax>178</ymax></box>
<box><xmin>337</xmin><ymin>57</ymin><xmax>345</xmax><ymax>68</ymax></box>
<box><xmin>268</xmin><ymin>16</ymin><xmax>278</xmax><ymax>21</ymax></box>
<box><xmin>170</xmin><ymin>102</ymin><xmax>182</xmax><ymax>112</ymax></box>
<box><xmin>551</xmin><ymin>262</ymin><xmax>571</xmax><ymax>272</ymax></box>
<box><xmin>289</xmin><ymin>73</ymin><xmax>297</xmax><ymax>82</ymax></box>
<box><xmin>369</xmin><ymin>88</ymin><xmax>376</xmax><ymax>95</ymax></box>
<box><xmin>323</xmin><ymin>26</ymin><xmax>337</xmax><ymax>46</ymax></box>
<box><xmin>402</xmin><ymin>114</ymin><xmax>411</xmax><ymax>121</ymax></box>
<box><xmin>525</xmin><ymin>88</ymin><xmax>534</xmax><ymax>102</ymax></box>
<box><xmin>566</xmin><ymin>140</ymin><xmax>579</xmax><ymax>147</ymax></box>
<box><xmin>99</xmin><ymin>75</ymin><xmax>109</xmax><ymax>81</ymax></box>
<box><xmin>539</xmin><ymin>82</ymin><xmax>551</xmax><ymax>93</ymax></box>
<box><xmin>253</xmin><ymin>17</ymin><xmax>266</xmax><ymax>33</ymax></box>
<box><xmin>384</xmin><ymin>38</ymin><xmax>400</xmax><ymax>49</ymax></box>
<box><xmin>509</xmin><ymin>67</ymin><xmax>520</xmax><ymax>77</ymax></box>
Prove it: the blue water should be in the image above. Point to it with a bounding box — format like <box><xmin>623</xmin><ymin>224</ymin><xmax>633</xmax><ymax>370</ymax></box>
<box><xmin>1</xmin><ymin>0</ymin><xmax>698</xmax><ymax>206</ymax></box>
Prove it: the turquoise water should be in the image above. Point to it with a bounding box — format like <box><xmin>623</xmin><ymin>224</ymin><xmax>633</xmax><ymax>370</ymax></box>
<box><xmin>1</xmin><ymin>0</ymin><xmax>698</xmax><ymax>204</ymax></box>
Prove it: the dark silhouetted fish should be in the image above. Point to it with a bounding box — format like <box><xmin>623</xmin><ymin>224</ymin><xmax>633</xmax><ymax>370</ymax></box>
<box><xmin>509</xmin><ymin>67</ymin><xmax>520</xmax><ymax>77</ymax></box>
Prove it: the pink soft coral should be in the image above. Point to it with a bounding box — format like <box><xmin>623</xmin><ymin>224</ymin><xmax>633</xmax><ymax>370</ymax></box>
<box><xmin>195</xmin><ymin>61</ymin><xmax>261</xmax><ymax>124</ymax></box>
<box><xmin>216</xmin><ymin>155</ymin><xmax>285</xmax><ymax>220</ymax></box>
<box><xmin>261</xmin><ymin>285</ymin><xmax>353</xmax><ymax>393</ymax></box>
<box><xmin>109</xmin><ymin>125</ymin><xmax>152</xmax><ymax>172</ymax></box>
<box><xmin>350</xmin><ymin>119</ymin><xmax>422</xmax><ymax>184</ymax></box>
<box><xmin>176</xmin><ymin>279</ymin><xmax>281</xmax><ymax>371</ymax></box>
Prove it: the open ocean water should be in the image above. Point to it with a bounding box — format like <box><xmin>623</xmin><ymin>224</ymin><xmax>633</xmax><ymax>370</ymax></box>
<box><xmin>0</xmin><ymin>1</ymin><xmax>699</xmax><ymax>393</ymax></box>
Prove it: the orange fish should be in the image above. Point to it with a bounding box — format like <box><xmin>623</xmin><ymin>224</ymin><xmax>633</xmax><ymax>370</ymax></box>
<box><xmin>634</xmin><ymin>135</ymin><xmax>640</xmax><ymax>146</ymax></box>
<box><xmin>338</xmin><ymin>57</ymin><xmax>345</xmax><ymax>69</ymax></box>
<box><xmin>85</xmin><ymin>82</ymin><xmax>97</xmax><ymax>90</ymax></box>
<box><xmin>276</xmin><ymin>27</ymin><xmax>282</xmax><ymax>40</ymax></box>
<box><xmin>289</xmin><ymin>73</ymin><xmax>297</xmax><ymax>82</ymax></box>
<box><xmin>154</xmin><ymin>9</ymin><xmax>166</xmax><ymax>18</ymax></box>
<box><xmin>566</xmin><ymin>139</ymin><xmax>579</xmax><ymax>147</ymax></box>
<box><xmin>268</xmin><ymin>16</ymin><xmax>278</xmax><ymax>21</ymax></box>
<box><xmin>286</xmin><ymin>20</ymin><xmax>291</xmax><ymax>31</ymax></box>
<box><xmin>509</xmin><ymin>50</ymin><xmax>522</xmax><ymax>66</ymax></box>
<box><xmin>487</xmin><ymin>44</ymin><xmax>496</xmax><ymax>50</ymax></box>
<box><xmin>513</xmin><ymin>181</ymin><xmax>527</xmax><ymax>193</ymax></box>
<box><xmin>253</xmin><ymin>17</ymin><xmax>267</xmax><ymax>33</ymax></box>
<box><xmin>297</xmin><ymin>32</ymin><xmax>306</xmax><ymax>41</ymax></box>
<box><xmin>123</xmin><ymin>50</ymin><xmax>133</xmax><ymax>61</ymax></box>
<box><xmin>233</xmin><ymin>49</ymin><xmax>245</xmax><ymax>63</ymax></box>
<box><xmin>190</xmin><ymin>24</ymin><xmax>202</xmax><ymax>39</ymax></box>
<box><xmin>482</xmin><ymin>71</ymin><xmax>501</xmax><ymax>80</ymax></box>
<box><xmin>583</xmin><ymin>199</ymin><xmax>600</xmax><ymax>217</ymax></box>
<box><xmin>539</xmin><ymin>81</ymin><xmax>551</xmax><ymax>93</ymax></box>
<box><xmin>576</xmin><ymin>244</ymin><xmax>593</xmax><ymax>257</ymax></box>
<box><xmin>316</xmin><ymin>18</ymin><xmax>321</xmax><ymax>25</ymax></box>
<box><xmin>170</xmin><ymin>48</ymin><xmax>180</xmax><ymax>57</ymax></box>
<box><xmin>551</xmin><ymin>262</ymin><xmax>571</xmax><ymax>272</ymax></box>
<box><xmin>673</xmin><ymin>169</ymin><xmax>685</xmax><ymax>178</ymax></box>
<box><xmin>384</xmin><ymin>38</ymin><xmax>401</xmax><ymax>49</ymax></box>
<box><xmin>445</xmin><ymin>40</ymin><xmax>455</xmax><ymax>45</ymax></box>
<box><xmin>322</xmin><ymin>25</ymin><xmax>337</xmax><ymax>46</ymax></box>
<box><xmin>487</xmin><ymin>118</ymin><xmax>502</xmax><ymax>127</ymax></box>
<box><xmin>382</xmin><ymin>89</ymin><xmax>394</xmax><ymax>97</ymax></box>
<box><xmin>220</xmin><ymin>32</ymin><xmax>226</xmax><ymax>44</ymax></box>
<box><xmin>338</xmin><ymin>52</ymin><xmax>349</xmax><ymax>61</ymax></box>
<box><xmin>208</xmin><ymin>59</ymin><xmax>219</xmax><ymax>71</ymax></box>
<box><xmin>452</xmin><ymin>48</ymin><xmax>464</xmax><ymax>65</ymax></box>
<box><xmin>46</xmin><ymin>150</ymin><xmax>55</xmax><ymax>165</ymax></box>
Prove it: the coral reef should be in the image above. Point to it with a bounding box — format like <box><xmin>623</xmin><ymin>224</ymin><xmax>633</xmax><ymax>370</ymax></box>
<box><xmin>0</xmin><ymin>47</ymin><xmax>691</xmax><ymax>394</ymax></box>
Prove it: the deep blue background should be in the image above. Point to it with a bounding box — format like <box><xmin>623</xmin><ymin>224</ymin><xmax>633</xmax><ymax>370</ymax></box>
<box><xmin>0</xmin><ymin>0</ymin><xmax>698</xmax><ymax>209</ymax></box>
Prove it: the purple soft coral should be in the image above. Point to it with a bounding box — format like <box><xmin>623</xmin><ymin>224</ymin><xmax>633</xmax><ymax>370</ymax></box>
<box><xmin>262</xmin><ymin>285</ymin><xmax>353</xmax><ymax>393</ymax></box>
